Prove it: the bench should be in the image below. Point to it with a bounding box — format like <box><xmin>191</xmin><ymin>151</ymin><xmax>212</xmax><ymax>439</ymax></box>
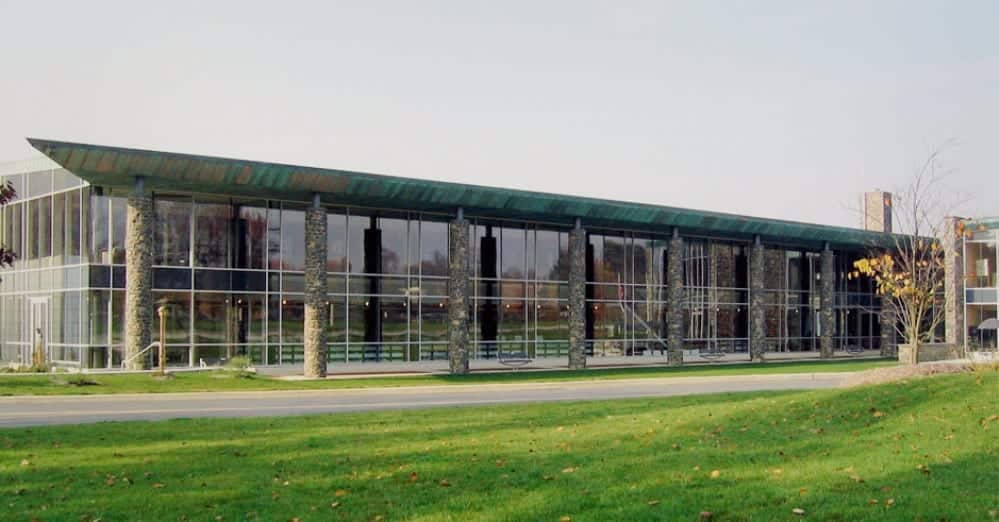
<box><xmin>497</xmin><ymin>350</ymin><xmax>533</xmax><ymax>368</ymax></box>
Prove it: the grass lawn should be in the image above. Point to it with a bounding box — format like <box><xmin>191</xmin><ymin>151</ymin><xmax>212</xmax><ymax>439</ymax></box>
<box><xmin>2</xmin><ymin>370</ymin><xmax>995</xmax><ymax>521</ymax></box>
<box><xmin>0</xmin><ymin>358</ymin><xmax>897</xmax><ymax>396</ymax></box>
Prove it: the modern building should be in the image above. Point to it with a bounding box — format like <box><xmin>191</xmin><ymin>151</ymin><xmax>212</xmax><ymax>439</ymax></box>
<box><xmin>961</xmin><ymin>217</ymin><xmax>998</xmax><ymax>350</ymax></box>
<box><xmin>1</xmin><ymin>139</ymin><xmax>899</xmax><ymax>371</ymax></box>
<box><xmin>860</xmin><ymin>190</ymin><xmax>892</xmax><ymax>233</ymax></box>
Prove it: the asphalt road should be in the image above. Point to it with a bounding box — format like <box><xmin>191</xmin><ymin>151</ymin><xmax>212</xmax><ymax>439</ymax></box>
<box><xmin>0</xmin><ymin>372</ymin><xmax>847</xmax><ymax>428</ymax></box>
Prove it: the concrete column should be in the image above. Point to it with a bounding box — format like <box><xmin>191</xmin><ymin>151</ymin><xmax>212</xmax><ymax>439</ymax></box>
<box><xmin>448</xmin><ymin>216</ymin><xmax>470</xmax><ymax>374</ymax></box>
<box><xmin>943</xmin><ymin>217</ymin><xmax>965</xmax><ymax>348</ymax></box>
<box><xmin>567</xmin><ymin>224</ymin><xmax>587</xmax><ymax>369</ymax></box>
<box><xmin>749</xmin><ymin>238</ymin><xmax>766</xmax><ymax>362</ymax></box>
<box><xmin>819</xmin><ymin>248</ymin><xmax>835</xmax><ymax>359</ymax></box>
<box><xmin>303</xmin><ymin>197</ymin><xmax>328</xmax><ymax>378</ymax></box>
<box><xmin>124</xmin><ymin>178</ymin><xmax>153</xmax><ymax>370</ymax></box>
<box><xmin>666</xmin><ymin>232</ymin><xmax>684</xmax><ymax>366</ymax></box>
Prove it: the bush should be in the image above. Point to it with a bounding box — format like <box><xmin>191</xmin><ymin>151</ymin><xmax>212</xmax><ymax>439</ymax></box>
<box><xmin>223</xmin><ymin>356</ymin><xmax>254</xmax><ymax>378</ymax></box>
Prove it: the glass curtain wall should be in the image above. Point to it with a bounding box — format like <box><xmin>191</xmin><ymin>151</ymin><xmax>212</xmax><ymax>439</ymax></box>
<box><xmin>761</xmin><ymin>248</ymin><xmax>826</xmax><ymax>352</ymax></box>
<box><xmin>965</xmin><ymin>229</ymin><xmax>998</xmax><ymax>350</ymax></box>
<box><xmin>0</xmin><ymin>168</ymin><xmax>88</xmax><ymax>366</ymax></box>
<box><xmin>471</xmin><ymin>221</ymin><xmax>570</xmax><ymax>358</ymax></box>
<box><xmin>683</xmin><ymin>240</ymin><xmax>749</xmax><ymax>355</ymax></box>
<box><xmin>834</xmin><ymin>253</ymin><xmax>883</xmax><ymax>351</ymax></box>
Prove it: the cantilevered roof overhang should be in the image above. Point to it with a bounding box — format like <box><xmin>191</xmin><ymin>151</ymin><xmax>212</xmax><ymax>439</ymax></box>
<box><xmin>28</xmin><ymin>138</ymin><xmax>894</xmax><ymax>249</ymax></box>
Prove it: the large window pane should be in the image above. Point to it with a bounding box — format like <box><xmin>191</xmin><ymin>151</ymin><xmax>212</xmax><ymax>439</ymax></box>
<box><xmin>380</xmin><ymin>217</ymin><xmax>408</xmax><ymax>275</ymax></box>
<box><xmin>154</xmin><ymin>291</ymin><xmax>191</xmax><ymax>345</ymax></box>
<box><xmin>111</xmin><ymin>197</ymin><xmax>126</xmax><ymax>264</ymax></box>
<box><xmin>280</xmin><ymin>207</ymin><xmax>305</xmax><ymax>271</ymax></box>
<box><xmin>420</xmin><ymin>220</ymin><xmax>448</xmax><ymax>277</ymax></box>
<box><xmin>193</xmin><ymin>292</ymin><xmax>229</xmax><ymax>344</ymax></box>
<box><xmin>327</xmin><ymin>212</ymin><xmax>347</xmax><ymax>272</ymax></box>
<box><xmin>501</xmin><ymin>227</ymin><xmax>526</xmax><ymax>279</ymax></box>
<box><xmin>195</xmin><ymin>202</ymin><xmax>231</xmax><ymax>267</ymax></box>
<box><xmin>233</xmin><ymin>205</ymin><xmax>268</xmax><ymax>269</ymax></box>
<box><xmin>155</xmin><ymin>197</ymin><xmax>192</xmax><ymax>266</ymax></box>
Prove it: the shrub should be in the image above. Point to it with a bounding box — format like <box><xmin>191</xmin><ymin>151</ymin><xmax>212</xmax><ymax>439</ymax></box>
<box><xmin>224</xmin><ymin>356</ymin><xmax>254</xmax><ymax>378</ymax></box>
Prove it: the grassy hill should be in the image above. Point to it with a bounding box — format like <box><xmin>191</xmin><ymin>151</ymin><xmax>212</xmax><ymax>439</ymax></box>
<box><xmin>2</xmin><ymin>368</ymin><xmax>995</xmax><ymax>520</ymax></box>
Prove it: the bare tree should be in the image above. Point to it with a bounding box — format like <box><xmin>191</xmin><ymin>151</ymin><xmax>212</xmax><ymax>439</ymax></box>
<box><xmin>852</xmin><ymin>144</ymin><xmax>964</xmax><ymax>355</ymax></box>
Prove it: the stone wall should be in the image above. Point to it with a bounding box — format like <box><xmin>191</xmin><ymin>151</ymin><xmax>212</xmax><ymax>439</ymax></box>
<box><xmin>303</xmin><ymin>206</ymin><xmax>328</xmax><ymax>378</ymax></box>
<box><xmin>124</xmin><ymin>193</ymin><xmax>153</xmax><ymax>370</ymax></box>
<box><xmin>819</xmin><ymin>249</ymin><xmax>834</xmax><ymax>358</ymax></box>
<box><xmin>448</xmin><ymin>219</ymin><xmax>470</xmax><ymax>374</ymax></box>
<box><xmin>567</xmin><ymin>227</ymin><xmax>587</xmax><ymax>369</ymax></box>
<box><xmin>943</xmin><ymin>217</ymin><xmax>965</xmax><ymax>347</ymax></box>
<box><xmin>897</xmin><ymin>343</ymin><xmax>962</xmax><ymax>365</ymax></box>
<box><xmin>666</xmin><ymin>235</ymin><xmax>684</xmax><ymax>365</ymax></box>
<box><xmin>748</xmin><ymin>241</ymin><xmax>766</xmax><ymax>361</ymax></box>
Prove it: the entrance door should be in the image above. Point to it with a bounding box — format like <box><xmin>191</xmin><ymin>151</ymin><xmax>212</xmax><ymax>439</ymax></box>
<box><xmin>27</xmin><ymin>297</ymin><xmax>50</xmax><ymax>365</ymax></box>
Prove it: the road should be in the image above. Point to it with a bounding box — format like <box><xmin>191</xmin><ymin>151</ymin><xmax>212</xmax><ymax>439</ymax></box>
<box><xmin>0</xmin><ymin>372</ymin><xmax>847</xmax><ymax>428</ymax></box>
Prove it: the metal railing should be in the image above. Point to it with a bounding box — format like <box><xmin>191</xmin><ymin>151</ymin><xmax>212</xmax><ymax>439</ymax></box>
<box><xmin>119</xmin><ymin>342</ymin><xmax>160</xmax><ymax>370</ymax></box>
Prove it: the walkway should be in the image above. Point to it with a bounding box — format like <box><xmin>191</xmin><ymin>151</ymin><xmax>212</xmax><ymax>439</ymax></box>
<box><xmin>0</xmin><ymin>372</ymin><xmax>847</xmax><ymax>428</ymax></box>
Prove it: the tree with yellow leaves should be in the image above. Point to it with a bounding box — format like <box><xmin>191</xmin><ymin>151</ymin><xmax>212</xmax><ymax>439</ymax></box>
<box><xmin>851</xmin><ymin>145</ymin><xmax>963</xmax><ymax>354</ymax></box>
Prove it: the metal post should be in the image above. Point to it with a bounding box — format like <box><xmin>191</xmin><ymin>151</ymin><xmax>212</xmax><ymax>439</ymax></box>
<box><xmin>158</xmin><ymin>305</ymin><xmax>167</xmax><ymax>375</ymax></box>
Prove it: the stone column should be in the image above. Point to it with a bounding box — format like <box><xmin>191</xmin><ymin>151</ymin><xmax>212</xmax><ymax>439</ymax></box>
<box><xmin>879</xmin><ymin>307</ymin><xmax>896</xmax><ymax>357</ymax></box>
<box><xmin>124</xmin><ymin>178</ymin><xmax>153</xmax><ymax>370</ymax></box>
<box><xmin>567</xmin><ymin>223</ymin><xmax>587</xmax><ymax>369</ymax></box>
<box><xmin>819</xmin><ymin>248</ymin><xmax>835</xmax><ymax>359</ymax></box>
<box><xmin>943</xmin><ymin>217</ymin><xmax>965</xmax><ymax>348</ymax></box>
<box><xmin>303</xmin><ymin>196</ymin><xmax>328</xmax><ymax>378</ymax></box>
<box><xmin>666</xmin><ymin>232</ymin><xmax>684</xmax><ymax>366</ymax></box>
<box><xmin>448</xmin><ymin>216</ymin><xmax>470</xmax><ymax>374</ymax></box>
<box><xmin>748</xmin><ymin>238</ymin><xmax>766</xmax><ymax>362</ymax></box>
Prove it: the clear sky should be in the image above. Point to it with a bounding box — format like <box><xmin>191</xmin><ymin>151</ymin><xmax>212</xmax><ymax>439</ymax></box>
<box><xmin>0</xmin><ymin>1</ymin><xmax>994</xmax><ymax>227</ymax></box>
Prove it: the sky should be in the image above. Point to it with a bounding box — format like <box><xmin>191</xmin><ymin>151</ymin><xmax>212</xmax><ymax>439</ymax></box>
<box><xmin>0</xmin><ymin>0</ymin><xmax>995</xmax><ymax>227</ymax></box>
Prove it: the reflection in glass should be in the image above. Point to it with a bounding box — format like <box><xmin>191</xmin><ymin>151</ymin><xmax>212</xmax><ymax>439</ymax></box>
<box><xmin>155</xmin><ymin>197</ymin><xmax>192</xmax><ymax>266</ymax></box>
<box><xmin>281</xmin><ymin>207</ymin><xmax>305</xmax><ymax>270</ymax></box>
<box><xmin>194</xmin><ymin>202</ymin><xmax>231</xmax><ymax>267</ymax></box>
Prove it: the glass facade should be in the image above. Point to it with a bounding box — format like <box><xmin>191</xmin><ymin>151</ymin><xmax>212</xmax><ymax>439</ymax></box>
<box><xmin>965</xmin><ymin>225</ymin><xmax>998</xmax><ymax>350</ymax></box>
<box><xmin>0</xmin><ymin>162</ymin><xmax>889</xmax><ymax>368</ymax></box>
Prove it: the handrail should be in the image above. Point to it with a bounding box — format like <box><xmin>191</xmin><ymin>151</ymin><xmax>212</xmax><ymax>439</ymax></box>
<box><xmin>120</xmin><ymin>341</ymin><xmax>160</xmax><ymax>369</ymax></box>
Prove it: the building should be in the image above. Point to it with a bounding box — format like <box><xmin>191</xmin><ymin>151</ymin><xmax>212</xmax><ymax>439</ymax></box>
<box><xmin>960</xmin><ymin>217</ymin><xmax>999</xmax><ymax>350</ymax></box>
<box><xmin>861</xmin><ymin>190</ymin><xmax>892</xmax><ymax>233</ymax></box>
<box><xmin>1</xmin><ymin>139</ymin><xmax>898</xmax><ymax>372</ymax></box>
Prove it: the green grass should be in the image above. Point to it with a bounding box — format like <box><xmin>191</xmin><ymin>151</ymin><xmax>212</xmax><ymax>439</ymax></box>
<box><xmin>2</xmin><ymin>370</ymin><xmax>996</xmax><ymax>521</ymax></box>
<box><xmin>0</xmin><ymin>358</ymin><xmax>896</xmax><ymax>396</ymax></box>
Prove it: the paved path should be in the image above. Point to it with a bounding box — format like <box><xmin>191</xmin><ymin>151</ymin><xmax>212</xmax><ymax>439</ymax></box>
<box><xmin>0</xmin><ymin>373</ymin><xmax>847</xmax><ymax>428</ymax></box>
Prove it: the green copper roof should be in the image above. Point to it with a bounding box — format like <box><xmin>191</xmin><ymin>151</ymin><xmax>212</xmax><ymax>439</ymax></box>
<box><xmin>27</xmin><ymin>137</ymin><xmax>894</xmax><ymax>249</ymax></box>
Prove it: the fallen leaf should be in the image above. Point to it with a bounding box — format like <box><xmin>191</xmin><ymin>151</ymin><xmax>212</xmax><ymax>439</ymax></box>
<box><xmin>709</xmin><ymin>470</ymin><xmax>720</xmax><ymax>479</ymax></box>
<box><xmin>561</xmin><ymin>467</ymin><xmax>576</xmax><ymax>474</ymax></box>
<box><xmin>559</xmin><ymin>517</ymin><xmax>571</xmax><ymax>522</ymax></box>
<box><xmin>699</xmin><ymin>512</ymin><xmax>713</xmax><ymax>521</ymax></box>
<box><xmin>408</xmin><ymin>472</ymin><xmax>418</xmax><ymax>482</ymax></box>
<box><xmin>868</xmin><ymin>499</ymin><xmax>879</xmax><ymax>505</ymax></box>
<box><xmin>885</xmin><ymin>498</ymin><xmax>895</xmax><ymax>507</ymax></box>
<box><xmin>152</xmin><ymin>483</ymin><xmax>165</xmax><ymax>489</ymax></box>
<box><xmin>334</xmin><ymin>489</ymin><xmax>348</xmax><ymax>497</ymax></box>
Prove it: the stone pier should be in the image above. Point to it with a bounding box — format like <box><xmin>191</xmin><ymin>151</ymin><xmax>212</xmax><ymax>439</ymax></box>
<box><xmin>666</xmin><ymin>232</ymin><xmax>684</xmax><ymax>366</ymax></box>
<box><xmin>943</xmin><ymin>217</ymin><xmax>965</xmax><ymax>348</ymax></box>
<box><xmin>568</xmin><ymin>225</ymin><xmax>587</xmax><ymax>369</ymax></box>
<box><xmin>303</xmin><ymin>198</ymin><xmax>328</xmax><ymax>378</ymax></box>
<box><xmin>124</xmin><ymin>178</ymin><xmax>153</xmax><ymax>370</ymax></box>
<box><xmin>448</xmin><ymin>217</ymin><xmax>470</xmax><ymax>374</ymax></box>
<box><xmin>819</xmin><ymin>248</ymin><xmax>835</xmax><ymax>359</ymax></box>
<box><xmin>749</xmin><ymin>238</ymin><xmax>766</xmax><ymax>362</ymax></box>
